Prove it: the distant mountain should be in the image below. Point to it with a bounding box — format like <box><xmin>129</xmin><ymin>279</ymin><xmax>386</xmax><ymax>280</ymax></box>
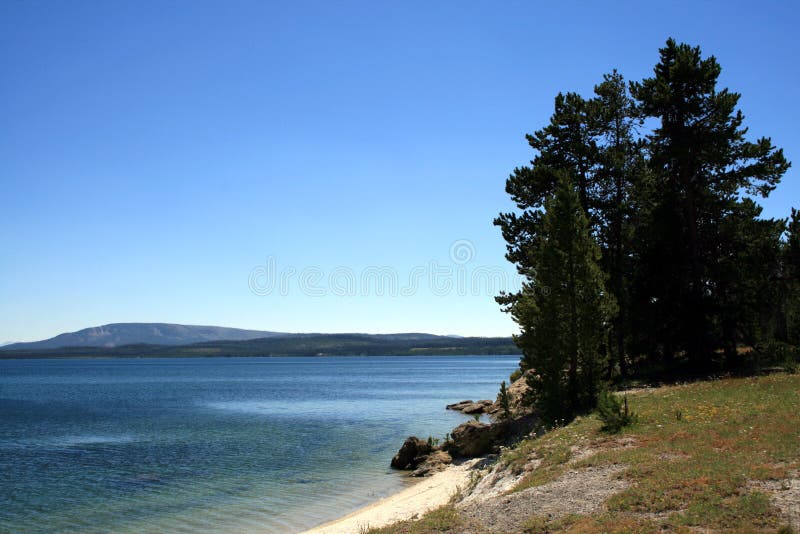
<box><xmin>0</xmin><ymin>330</ymin><xmax>520</xmax><ymax>359</ymax></box>
<box><xmin>2</xmin><ymin>323</ymin><xmax>285</xmax><ymax>351</ymax></box>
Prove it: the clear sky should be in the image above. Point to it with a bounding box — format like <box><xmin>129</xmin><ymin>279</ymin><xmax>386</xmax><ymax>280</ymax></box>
<box><xmin>1</xmin><ymin>1</ymin><xmax>798</xmax><ymax>342</ymax></box>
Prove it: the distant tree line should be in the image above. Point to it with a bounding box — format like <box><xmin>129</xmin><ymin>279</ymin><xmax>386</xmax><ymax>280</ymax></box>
<box><xmin>497</xmin><ymin>39</ymin><xmax>797</xmax><ymax>423</ymax></box>
<box><xmin>0</xmin><ymin>334</ymin><xmax>521</xmax><ymax>359</ymax></box>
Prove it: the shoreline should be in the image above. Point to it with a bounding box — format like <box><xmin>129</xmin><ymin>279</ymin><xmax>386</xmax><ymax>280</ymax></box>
<box><xmin>301</xmin><ymin>459</ymin><xmax>481</xmax><ymax>534</ymax></box>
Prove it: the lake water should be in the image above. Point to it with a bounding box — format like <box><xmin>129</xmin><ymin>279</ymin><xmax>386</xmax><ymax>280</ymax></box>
<box><xmin>0</xmin><ymin>355</ymin><xmax>518</xmax><ymax>533</ymax></box>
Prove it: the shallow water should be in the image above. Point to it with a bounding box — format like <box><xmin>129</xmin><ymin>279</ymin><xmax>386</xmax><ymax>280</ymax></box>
<box><xmin>0</xmin><ymin>355</ymin><xmax>517</xmax><ymax>533</ymax></box>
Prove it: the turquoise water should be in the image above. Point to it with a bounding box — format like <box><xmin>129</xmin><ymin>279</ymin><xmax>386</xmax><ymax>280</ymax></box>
<box><xmin>0</xmin><ymin>355</ymin><xmax>517</xmax><ymax>533</ymax></box>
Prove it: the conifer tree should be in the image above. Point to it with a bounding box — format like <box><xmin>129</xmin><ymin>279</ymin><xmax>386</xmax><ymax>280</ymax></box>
<box><xmin>630</xmin><ymin>39</ymin><xmax>790</xmax><ymax>367</ymax></box>
<box><xmin>510</xmin><ymin>175</ymin><xmax>616</xmax><ymax>422</ymax></box>
<box><xmin>499</xmin><ymin>39</ymin><xmax>790</xmax><ymax>385</ymax></box>
<box><xmin>496</xmin><ymin>72</ymin><xmax>643</xmax><ymax>378</ymax></box>
<box><xmin>714</xmin><ymin>200</ymin><xmax>785</xmax><ymax>364</ymax></box>
<box><xmin>785</xmin><ymin>209</ymin><xmax>800</xmax><ymax>345</ymax></box>
<box><xmin>498</xmin><ymin>380</ymin><xmax>512</xmax><ymax>420</ymax></box>
<box><xmin>591</xmin><ymin>71</ymin><xmax>645</xmax><ymax>376</ymax></box>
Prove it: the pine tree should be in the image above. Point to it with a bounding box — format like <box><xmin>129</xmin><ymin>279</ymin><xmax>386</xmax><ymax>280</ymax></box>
<box><xmin>784</xmin><ymin>209</ymin><xmax>800</xmax><ymax>345</ymax></box>
<box><xmin>591</xmin><ymin>70</ymin><xmax>646</xmax><ymax>376</ymax></box>
<box><xmin>714</xmin><ymin>200</ymin><xmax>785</xmax><ymax>365</ymax></box>
<box><xmin>495</xmin><ymin>91</ymin><xmax>597</xmax><ymax>288</ymax></box>
<box><xmin>499</xmin><ymin>39</ymin><xmax>790</xmax><ymax>384</ymax></box>
<box><xmin>510</xmin><ymin>175</ymin><xmax>616</xmax><ymax>423</ymax></box>
<box><xmin>630</xmin><ymin>39</ymin><xmax>790</xmax><ymax>367</ymax></box>
<box><xmin>495</xmin><ymin>72</ymin><xmax>643</xmax><ymax>379</ymax></box>
<box><xmin>498</xmin><ymin>380</ymin><xmax>512</xmax><ymax>420</ymax></box>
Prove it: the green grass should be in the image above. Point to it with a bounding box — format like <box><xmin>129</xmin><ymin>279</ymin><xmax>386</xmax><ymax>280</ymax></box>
<box><xmin>364</xmin><ymin>505</ymin><xmax>465</xmax><ymax>534</ymax></box>
<box><xmin>521</xmin><ymin>513</ymin><xmax>660</xmax><ymax>533</ymax></box>
<box><xmin>371</xmin><ymin>373</ymin><xmax>800</xmax><ymax>533</ymax></box>
<box><xmin>511</xmin><ymin>438</ymin><xmax>573</xmax><ymax>491</ymax></box>
<box><xmin>574</xmin><ymin>373</ymin><xmax>800</xmax><ymax>531</ymax></box>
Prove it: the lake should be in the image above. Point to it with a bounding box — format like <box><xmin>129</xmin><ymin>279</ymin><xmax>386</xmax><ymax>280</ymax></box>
<box><xmin>0</xmin><ymin>355</ymin><xmax>518</xmax><ymax>533</ymax></box>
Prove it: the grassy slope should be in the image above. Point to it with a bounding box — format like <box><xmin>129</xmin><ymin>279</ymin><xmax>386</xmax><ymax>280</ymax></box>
<box><xmin>372</xmin><ymin>373</ymin><xmax>800</xmax><ymax>533</ymax></box>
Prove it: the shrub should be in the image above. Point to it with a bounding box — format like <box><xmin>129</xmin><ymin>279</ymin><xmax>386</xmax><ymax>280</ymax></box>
<box><xmin>499</xmin><ymin>380</ymin><xmax>512</xmax><ymax>420</ymax></box>
<box><xmin>785</xmin><ymin>355</ymin><xmax>798</xmax><ymax>374</ymax></box>
<box><xmin>597</xmin><ymin>390</ymin><xmax>636</xmax><ymax>433</ymax></box>
<box><xmin>756</xmin><ymin>340</ymin><xmax>798</xmax><ymax>368</ymax></box>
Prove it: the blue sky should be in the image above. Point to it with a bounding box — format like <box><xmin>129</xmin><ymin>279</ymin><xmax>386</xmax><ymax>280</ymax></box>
<box><xmin>1</xmin><ymin>1</ymin><xmax>798</xmax><ymax>342</ymax></box>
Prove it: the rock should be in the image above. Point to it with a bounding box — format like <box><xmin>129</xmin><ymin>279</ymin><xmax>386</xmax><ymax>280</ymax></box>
<box><xmin>446</xmin><ymin>399</ymin><xmax>493</xmax><ymax>414</ymax></box>
<box><xmin>488</xmin><ymin>370</ymin><xmax>534</xmax><ymax>419</ymax></box>
<box><xmin>410</xmin><ymin>450</ymin><xmax>453</xmax><ymax>477</ymax></box>
<box><xmin>446</xmin><ymin>400</ymin><xmax>475</xmax><ymax>411</ymax></box>
<box><xmin>486</xmin><ymin>403</ymin><xmax>502</xmax><ymax>416</ymax></box>
<box><xmin>390</xmin><ymin>436</ymin><xmax>433</xmax><ymax>470</ymax></box>
<box><xmin>460</xmin><ymin>400</ymin><xmax>494</xmax><ymax>414</ymax></box>
<box><xmin>447</xmin><ymin>420</ymin><xmax>502</xmax><ymax>457</ymax></box>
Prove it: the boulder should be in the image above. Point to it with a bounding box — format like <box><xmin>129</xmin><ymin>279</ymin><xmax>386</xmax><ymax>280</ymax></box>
<box><xmin>488</xmin><ymin>370</ymin><xmax>534</xmax><ymax>419</ymax></box>
<box><xmin>507</xmin><ymin>371</ymin><xmax>532</xmax><ymax>402</ymax></box>
<box><xmin>447</xmin><ymin>420</ymin><xmax>502</xmax><ymax>457</ymax></box>
<box><xmin>460</xmin><ymin>400</ymin><xmax>494</xmax><ymax>414</ymax></box>
<box><xmin>390</xmin><ymin>436</ymin><xmax>433</xmax><ymax>470</ymax></box>
<box><xmin>446</xmin><ymin>399</ymin><xmax>493</xmax><ymax>414</ymax></box>
<box><xmin>445</xmin><ymin>400</ymin><xmax>474</xmax><ymax>411</ymax></box>
<box><xmin>410</xmin><ymin>450</ymin><xmax>453</xmax><ymax>477</ymax></box>
<box><xmin>486</xmin><ymin>403</ymin><xmax>502</xmax><ymax>416</ymax></box>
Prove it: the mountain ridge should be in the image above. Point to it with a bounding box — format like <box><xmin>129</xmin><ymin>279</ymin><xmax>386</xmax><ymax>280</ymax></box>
<box><xmin>0</xmin><ymin>323</ymin><xmax>519</xmax><ymax>358</ymax></box>
<box><xmin>1</xmin><ymin>323</ymin><xmax>285</xmax><ymax>351</ymax></box>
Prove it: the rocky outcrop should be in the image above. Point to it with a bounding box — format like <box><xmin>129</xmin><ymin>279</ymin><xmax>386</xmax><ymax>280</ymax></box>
<box><xmin>447</xmin><ymin>372</ymin><xmax>533</xmax><ymax>421</ymax></box>
<box><xmin>410</xmin><ymin>450</ymin><xmax>453</xmax><ymax>477</ymax></box>
<box><xmin>462</xmin><ymin>400</ymin><xmax>494</xmax><ymax>414</ymax></box>
<box><xmin>446</xmin><ymin>400</ymin><xmax>475</xmax><ymax>411</ymax></box>
<box><xmin>392</xmin><ymin>373</ymin><xmax>540</xmax><ymax>476</ymax></box>
<box><xmin>391</xmin><ymin>437</ymin><xmax>454</xmax><ymax>477</ymax></box>
<box><xmin>487</xmin><ymin>370</ymin><xmax>534</xmax><ymax>419</ymax></box>
<box><xmin>447</xmin><ymin>420</ymin><xmax>503</xmax><ymax>457</ymax></box>
<box><xmin>390</xmin><ymin>437</ymin><xmax>433</xmax><ymax>470</ymax></box>
<box><xmin>446</xmin><ymin>399</ymin><xmax>494</xmax><ymax>414</ymax></box>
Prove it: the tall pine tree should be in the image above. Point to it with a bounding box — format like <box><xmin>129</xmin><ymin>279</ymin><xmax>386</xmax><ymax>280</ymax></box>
<box><xmin>591</xmin><ymin>71</ymin><xmax>646</xmax><ymax>376</ymax></box>
<box><xmin>630</xmin><ymin>39</ymin><xmax>790</xmax><ymax>367</ymax></box>
<box><xmin>496</xmin><ymin>72</ymin><xmax>643</xmax><ymax>378</ymax></box>
<box><xmin>509</xmin><ymin>175</ymin><xmax>615</xmax><ymax>422</ymax></box>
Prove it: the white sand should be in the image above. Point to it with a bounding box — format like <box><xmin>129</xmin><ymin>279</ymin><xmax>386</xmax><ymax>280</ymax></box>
<box><xmin>301</xmin><ymin>459</ymin><xmax>479</xmax><ymax>534</ymax></box>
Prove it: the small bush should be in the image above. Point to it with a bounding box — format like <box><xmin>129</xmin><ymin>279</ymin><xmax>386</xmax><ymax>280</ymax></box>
<box><xmin>597</xmin><ymin>391</ymin><xmax>637</xmax><ymax>433</ymax></box>
<box><xmin>522</xmin><ymin>515</ymin><xmax>551</xmax><ymax>533</ymax></box>
<box><xmin>510</xmin><ymin>368</ymin><xmax>523</xmax><ymax>382</ymax></box>
<box><xmin>499</xmin><ymin>380</ymin><xmax>512</xmax><ymax>420</ymax></box>
<box><xmin>782</xmin><ymin>346</ymin><xmax>799</xmax><ymax>374</ymax></box>
<box><xmin>364</xmin><ymin>505</ymin><xmax>463</xmax><ymax>533</ymax></box>
<box><xmin>756</xmin><ymin>340</ymin><xmax>798</xmax><ymax>369</ymax></box>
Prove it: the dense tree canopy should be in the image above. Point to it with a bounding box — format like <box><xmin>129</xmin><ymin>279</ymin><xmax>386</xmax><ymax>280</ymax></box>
<box><xmin>630</xmin><ymin>39</ymin><xmax>789</xmax><ymax>368</ymax></box>
<box><xmin>498</xmin><ymin>39</ymin><xmax>793</xmax><ymax>417</ymax></box>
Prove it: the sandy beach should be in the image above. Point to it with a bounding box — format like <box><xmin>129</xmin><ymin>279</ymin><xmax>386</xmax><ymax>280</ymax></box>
<box><xmin>301</xmin><ymin>459</ymin><xmax>480</xmax><ymax>534</ymax></box>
